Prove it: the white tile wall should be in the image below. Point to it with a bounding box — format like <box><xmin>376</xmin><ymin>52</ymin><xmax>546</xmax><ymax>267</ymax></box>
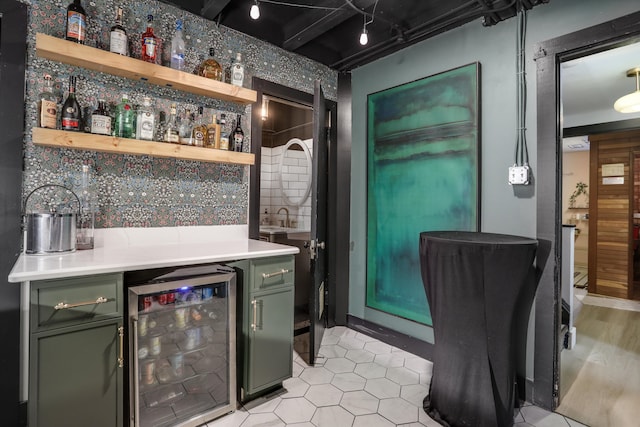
<box><xmin>260</xmin><ymin>139</ymin><xmax>313</xmax><ymax>230</ymax></box>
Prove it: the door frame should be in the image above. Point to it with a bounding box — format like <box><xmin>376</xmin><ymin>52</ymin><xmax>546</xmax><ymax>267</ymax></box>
<box><xmin>535</xmin><ymin>11</ymin><xmax>640</xmax><ymax>410</ymax></box>
<box><xmin>249</xmin><ymin>77</ymin><xmax>339</xmax><ymax>326</ymax></box>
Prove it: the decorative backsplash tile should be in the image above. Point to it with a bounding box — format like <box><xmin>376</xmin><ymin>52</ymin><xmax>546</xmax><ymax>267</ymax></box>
<box><xmin>20</xmin><ymin>0</ymin><xmax>337</xmax><ymax>228</ymax></box>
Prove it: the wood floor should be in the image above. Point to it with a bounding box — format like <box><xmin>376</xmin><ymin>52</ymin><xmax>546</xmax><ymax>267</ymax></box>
<box><xmin>557</xmin><ymin>300</ymin><xmax>640</xmax><ymax>426</ymax></box>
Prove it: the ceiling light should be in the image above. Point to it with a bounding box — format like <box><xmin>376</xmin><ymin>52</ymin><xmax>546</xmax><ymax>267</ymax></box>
<box><xmin>359</xmin><ymin>28</ymin><xmax>368</xmax><ymax>45</ymax></box>
<box><xmin>614</xmin><ymin>67</ymin><xmax>640</xmax><ymax>113</ymax></box>
<box><xmin>250</xmin><ymin>1</ymin><xmax>260</xmax><ymax>20</ymax></box>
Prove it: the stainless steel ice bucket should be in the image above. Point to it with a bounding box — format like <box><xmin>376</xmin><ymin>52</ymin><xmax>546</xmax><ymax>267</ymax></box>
<box><xmin>23</xmin><ymin>184</ymin><xmax>79</xmax><ymax>255</ymax></box>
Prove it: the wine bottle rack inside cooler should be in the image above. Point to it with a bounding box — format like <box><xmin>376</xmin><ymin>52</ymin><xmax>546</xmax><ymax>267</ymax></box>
<box><xmin>128</xmin><ymin>270</ymin><xmax>236</xmax><ymax>427</ymax></box>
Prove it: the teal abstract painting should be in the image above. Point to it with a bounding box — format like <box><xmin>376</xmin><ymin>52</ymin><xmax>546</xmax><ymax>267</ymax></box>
<box><xmin>366</xmin><ymin>63</ymin><xmax>480</xmax><ymax>325</ymax></box>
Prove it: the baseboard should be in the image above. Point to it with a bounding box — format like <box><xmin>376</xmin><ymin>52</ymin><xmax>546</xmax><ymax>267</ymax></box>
<box><xmin>346</xmin><ymin>315</ymin><xmax>433</xmax><ymax>361</ymax></box>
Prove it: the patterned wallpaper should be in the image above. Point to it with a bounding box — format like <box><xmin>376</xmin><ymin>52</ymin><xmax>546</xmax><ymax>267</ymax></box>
<box><xmin>21</xmin><ymin>0</ymin><xmax>337</xmax><ymax>228</ymax></box>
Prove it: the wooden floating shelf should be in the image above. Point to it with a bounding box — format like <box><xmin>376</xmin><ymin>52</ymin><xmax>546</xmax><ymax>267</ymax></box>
<box><xmin>32</xmin><ymin>127</ymin><xmax>255</xmax><ymax>166</ymax></box>
<box><xmin>35</xmin><ymin>33</ymin><xmax>257</xmax><ymax>105</ymax></box>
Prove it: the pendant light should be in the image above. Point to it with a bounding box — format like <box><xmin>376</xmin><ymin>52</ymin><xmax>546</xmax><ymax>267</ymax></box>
<box><xmin>614</xmin><ymin>67</ymin><xmax>640</xmax><ymax>113</ymax></box>
<box><xmin>250</xmin><ymin>1</ymin><xmax>260</xmax><ymax>20</ymax></box>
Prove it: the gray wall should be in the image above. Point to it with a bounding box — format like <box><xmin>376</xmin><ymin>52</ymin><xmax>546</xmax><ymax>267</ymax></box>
<box><xmin>349</xmin><ymin>0</ymin><xmax>640</xmax><ymax>378</ymax></box>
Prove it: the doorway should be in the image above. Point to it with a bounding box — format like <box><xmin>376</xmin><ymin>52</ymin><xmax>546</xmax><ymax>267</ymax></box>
<box><xmin>249</xmin><ymin>78</ymin><xmax>337</xmax><ymax>366</ymax></box>
<box><xmin>535</xmin><ymin>8</ymin><xmax>640</xmax><ymax>416</ymax></box>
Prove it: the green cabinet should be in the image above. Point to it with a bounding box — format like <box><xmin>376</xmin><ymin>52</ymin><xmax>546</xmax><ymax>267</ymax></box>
<box><xmin>29</xmin><ymin>273</ymin><xmax>124</xmax><ymax>427</ymax></box>
<box><xmin>231</xmin><ymin>256</ymin><xmax>294</xmax><ymax>401</ymax></box>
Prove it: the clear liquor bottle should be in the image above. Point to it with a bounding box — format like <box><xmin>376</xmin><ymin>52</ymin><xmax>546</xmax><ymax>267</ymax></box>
<box><xmin>170</xmin><ymin>19</ymin><xmax>185</xmax><ymax>71</ymax></box>
<box><xmin>61</xmin><ymin>75</ymin><xmax>82</xmax><ymax>132</ymax></box>
<box><xmin>114</xmin><ymin>93</ymin><xmax>135</xmax><ymax>138</ymax></box>
<box><xmin>191</xmin><ymin>106</ymin><xmax>207</xmax><ymax>147</ymax></box>
<box><xmin>77</xmin><ymin>164</ymin><xmax>95</xmax><ymax>250</ymax></box>
<box><xmin>164</xmin><ymin>103</ymin><xmax>180</xmax><ymax>143</ymax></box>
<box><xmin>194</xmin><ymin>48</ymin><xmax>223</xmax><ymax>81</ymax></box>
<box><xmin>230</xmin><ymin>53</ymin><xmax>245</xmax><ymax>87</ymax></box>
<box><xmin>136</xmin><ymin>97</ymin><xmax>156</xmax><ymax>141</ymax></box>
<box><xmin>38</xmin><ymin>74</ymin><xmax>58</xmax><ymax>129</ymax></box>
<box><xmin>141</xmin><ymin>15</ymin><xmax>159</xmax><ymax>64</ymax></box>
<box><xmin>109</xmin><ymin>7</ymin><xmax>128</xmax><ymax>56</ymax></box>
<box><xmin>178</xmin><ymin>109</ymin><xmax>193</xmax><ymax>145</ymax></box>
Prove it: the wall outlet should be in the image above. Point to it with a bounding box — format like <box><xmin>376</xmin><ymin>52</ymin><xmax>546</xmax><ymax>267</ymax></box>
<box><xmin>508</xmin><ymin>165</ymin><xmax>530</xmax><ymax>185</ymax></box>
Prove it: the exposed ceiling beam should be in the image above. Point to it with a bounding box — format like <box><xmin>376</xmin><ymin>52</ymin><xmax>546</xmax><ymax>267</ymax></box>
<box><xmin>201</xmin><ymin>0</ymin><xmax>233</xmax><ymax>21</ymax></box>
<box><xmin>283</xmin><ymin>0</ymin><xmax>377</xmax><ymax>51</ymax></box>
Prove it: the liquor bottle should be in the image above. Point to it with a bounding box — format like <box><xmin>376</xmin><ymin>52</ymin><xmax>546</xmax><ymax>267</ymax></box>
<box><xmin>205</xmin><ymin>113</ymin><xmax>220</xmax><ymax>149</ymax></box>
<box><xmin>164</xmin><ymin>103</ymin><xmax>180</xmax><ymax>143</ymax></box>
<box><xmin>230</xmin><ymin>53</ymin><xmax>245</xmax><ymax>87</ymax></box>
<box><xmin>114</xmin><ymin>93</ymin><xmax>135</xmax><ymax>138</ymax></box>
<box><xmin>170</xmin><ymin>19</ymin><xmax>185</xmax><ymax>71</ymax></box>
<box><xmin>219</xmin><ymin>114</ymin><xmax>229</xmax><ymax>150</ymax></box>
<box><xmin>90</xmin><ymin>100</ymin><xmax>112</xmax><ymax>135</ymax></box>
<box><xmin>232</xmin><ymin>114</ymin><xmax>244</xmax><ymax>152</ymax></box>
<box><xmin>65</xmin><ymin>0</ymin><xmax>86</xmax><ymax>44</ymax></box>
<box><xmin>136</xmin><ymin>97</ymin><xmax>156</xmax><ymax>141</ymax></box>
<box><xmin>191</xmin><ymin>106</ymin><xmax>207</xmax><ymax>147</ymax></box>
<box><xmin>109</xmin><ymin>7</ymin><xmax>128</xmax><ymax>56</ymax></box>
<box><xmin>61</xmin><ymin>76</ymin><xmax>82</xmax><ymax>132</ymax></box>
<box><xmin>141</xmin><ymin>15</ymin><xmax>159</xmax><ymax>64</ymax></box>
<box><xmin>76</xmin><ymin>164</ymin><xmax>95</xmax><ymax>250</ymax></box>
<box><xmin>38</xmin><ymin>74</ymin><xmax>58</xmax><ymax>129</ymax></box>
<box><xmin>194</xmin><ymin>48</ymin><xmax>223</xmax><ymax>81</ymax></box>
<box><xmin>178</xmin><ymin>109</ymin><xmax>193</xmax><ymax>145</ymax></box>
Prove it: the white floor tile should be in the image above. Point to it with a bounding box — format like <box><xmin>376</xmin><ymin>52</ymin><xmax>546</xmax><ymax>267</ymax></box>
<box><xmin>354</xmin><ymin>362</ymin><xmax>387</xmax><ymax>379</ymax></box>
<box><xmin>353</xmin><ymin>413</ymin><xmax>396</xmax><ymax>427</ymax></box>
<box><xmin>305</xmin><ymin>383</ymin><xmax>343</xmax><ymax>407</ymax></box>
<box><xmin>364</xmin><ymin>341</ymin><xmax>393</xmax><ymax>355</ymax></box>
<box><xmin>386</xmin><ymin>366</ymin><xmax>420</xmax><ymax>386</ymax></box>
<box><xmin>324</xmin><ymin>357</ymin><xmax>357</xmax><ymax>374</ymax></box>
<box><xmin>311</xmin><ymin>405</ymin><xmax>355</xmax><ymax>426</ymax></box>
<box><xmin>239</xmin><ymin>412</ymin><xmax>284</xmax><ymax>427</ymax></box>
<box><xmin>399</xmin><ymin>383</ymin><xmax>429</xmax><ymax>407</ymax></box>
<box><xmin>364</xmin><ymin>378</ymin><xmax>401</xmax><ymax>399</ymax></box>
<box><xmin>340</xmin><ymin>390</ymin><xmax>380</xmax><ymax>416</ymax></box>
<box><xmin>273</xmin><ymin>397</ymin><xmax>316</xmax><ymax>424</ymax></box>
<box><xmin>299</xmin><ymin>366</ymin><xmax>335</xmax><ymax>385</ymax></box>
<box><xmin>331</xmin><ymin>372</ymin><xmax>367</xmax><ymax>392</ymax></box>
<box><xmin>345</xmin><ymin>348</ymin><xmax>376</xmax><ymax>363</ymax></box>
<box><xmin>281</xmin><ymin>377</ymin><xmax>310</xmax><ymax>398</ymax></box>
<box><xmin>378</xmin><ymin>397</ymin><xmax>420</xmax><ymax>424</ymax></box>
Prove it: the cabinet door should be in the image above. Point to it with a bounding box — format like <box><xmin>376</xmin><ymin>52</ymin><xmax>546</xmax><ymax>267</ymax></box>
<box><xmin>247</xmin><ymin>287</ymin><xmax>294</xmax><ymax>395</ymax></box>
<box><xmin>30</xmin><ymin>319</ymin><xmax>124</xmax><ymax>427</ymax></box>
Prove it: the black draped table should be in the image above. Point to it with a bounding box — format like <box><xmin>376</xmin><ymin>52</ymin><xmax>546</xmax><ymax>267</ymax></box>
<box><xmin>419</xmin><ymin>231</ymin><xmax>538</xmax><ymax>427</ymax></box>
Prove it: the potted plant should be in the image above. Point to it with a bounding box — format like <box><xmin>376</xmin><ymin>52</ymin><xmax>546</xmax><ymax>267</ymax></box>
<box><xmin>569</xmin><ymin>181</ymin><xmax>589</xmax><ymax>208</ymax></box>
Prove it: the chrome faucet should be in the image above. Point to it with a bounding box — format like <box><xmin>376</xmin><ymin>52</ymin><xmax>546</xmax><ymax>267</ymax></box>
<box><xmin>277</xmin><ymin>207</ymin><xmax>290</xmax><ymax>228</ymax></box>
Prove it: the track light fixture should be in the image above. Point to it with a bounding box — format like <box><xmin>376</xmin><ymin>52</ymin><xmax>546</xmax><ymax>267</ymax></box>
<box><xmin>250</xmin><ymin>1</ymin><xmax>260</xmax><ymax>20</ymax></box>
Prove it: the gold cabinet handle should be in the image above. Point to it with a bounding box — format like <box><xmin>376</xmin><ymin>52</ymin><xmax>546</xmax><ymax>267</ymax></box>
<box><xmin>262</xmin><ymin>268</ymin><xmax>290</xmax><ymax>279</ymax></box>
<box><xmin>251</xmin><ymin>299</ymin><xmax>258</xmax><ymax>332</ymax></box>
<box><xmin>54</xmin><ymin>296</ymin><xmax>108</xmax><ymax>310</ymax></box>
<box><xmin>117</xmin><ymin>326</ymin><xmax>124</xmax><ymax>368</ymax></box>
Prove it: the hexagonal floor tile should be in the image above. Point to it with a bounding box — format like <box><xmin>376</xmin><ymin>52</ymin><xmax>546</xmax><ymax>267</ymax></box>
<box><xmin>305</xmin><ymin>383</ymin><xmax>343</xmax><ymax>407</ymax></box>
<box><xmin>319</xmin><ymin>344</ymin><xmax>347</xmax><ymax>359</ymax></box>
<box><xmin>386</xmin><ymin>366</ymin><xmax>420</xmax><ymax>386</ymax></box>
<box><xmin>400</xmin><ymin>383</ymin><xmax>429</xmax><ymax>407</ymax></box>
<box><xmin>336</xmin><ymin>336</ymin><xmax>366</xmax><ymax>350</ymax></box>
<box><xmin>378</xmin><ymin>397</ymin><xmax>419</xmax><ymax>424</ymax></box>
<box><xmin>299</xmin><ymin>366</ymin><xmax>334</xmax><ymax>385</ymax></box>
<box><xmin>281</xmin><ymin>377</ymin><xmax>310</xmax><ymax>398</ymax></box>
<box><xmin>374</xmin><ymin>352</ymin><xmax>406</xmax><ymax>368</ymax></box>
<box><xmin>364</xmin><ymin>378</ymin><xmax>401</xmax><ymax>399</ymax></box>
<box><xmin>363</xmin><ymin>341</ymin><xmax>393</xmax><ymax>355</ymax></box>
<box><xmin>405</xmin><ymin>356</ymin><xmax>433</xmax><ymax>375</ymax></box>
<box><xmin>340</xmin><ymin>390</ymin><xmax>379</xmax><ymax>416</ymax></box>
<box><xmin>345</xmin><ymin>349</ymin><xmax>375</xmax><ymax>363</ymax></box>
<box><xmin>273</xmin><ymin>397</ymin><xmax>316</xmax><ymax>424</ymax></box>
<box><xmin>311</xmin><ymin>405</ymin><xmax>355</xmax><ymax>426</ymax></box>
<box><xmin>354</xmin><ymin>362</ymin><xmax>386</xmax><ymax>379</ymax></box>
<box><xmin>238</xmin><ymin>412</ymin><xmax>285</xmax><ymax>427</ymax></box>
<box><xmin>331</xmin><ymin>372</ymin><xmax>367</xmax><ymax>392</ymax></box>
<box><xmin>324</xmin><ymin>357</ymin><xmax>356</xmax><ymax>374</ymax></box>
<box><xmin>352</xmin><ymin>413</ymin><xmax>395</xmax><ymax>427</ymax></box>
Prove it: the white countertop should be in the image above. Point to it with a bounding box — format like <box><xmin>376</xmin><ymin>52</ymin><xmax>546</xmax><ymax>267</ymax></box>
<box><xmin>8</xmin><ymin>225</ymin><xmax>299</xmax><ymax>282</ymax></box>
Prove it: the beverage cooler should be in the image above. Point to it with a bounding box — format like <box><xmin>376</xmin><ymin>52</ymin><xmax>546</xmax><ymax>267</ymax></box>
<box><xmin>126</xmin><ymin>265</ymin><xmax>236</xmax><ymax>427</ymax></box>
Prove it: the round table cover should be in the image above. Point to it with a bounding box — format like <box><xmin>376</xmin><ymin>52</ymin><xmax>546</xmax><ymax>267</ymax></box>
<box><xmin>419</xmin><ymin>231</ymin><xmax>538</xmax><ymax>427</ymax></box>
